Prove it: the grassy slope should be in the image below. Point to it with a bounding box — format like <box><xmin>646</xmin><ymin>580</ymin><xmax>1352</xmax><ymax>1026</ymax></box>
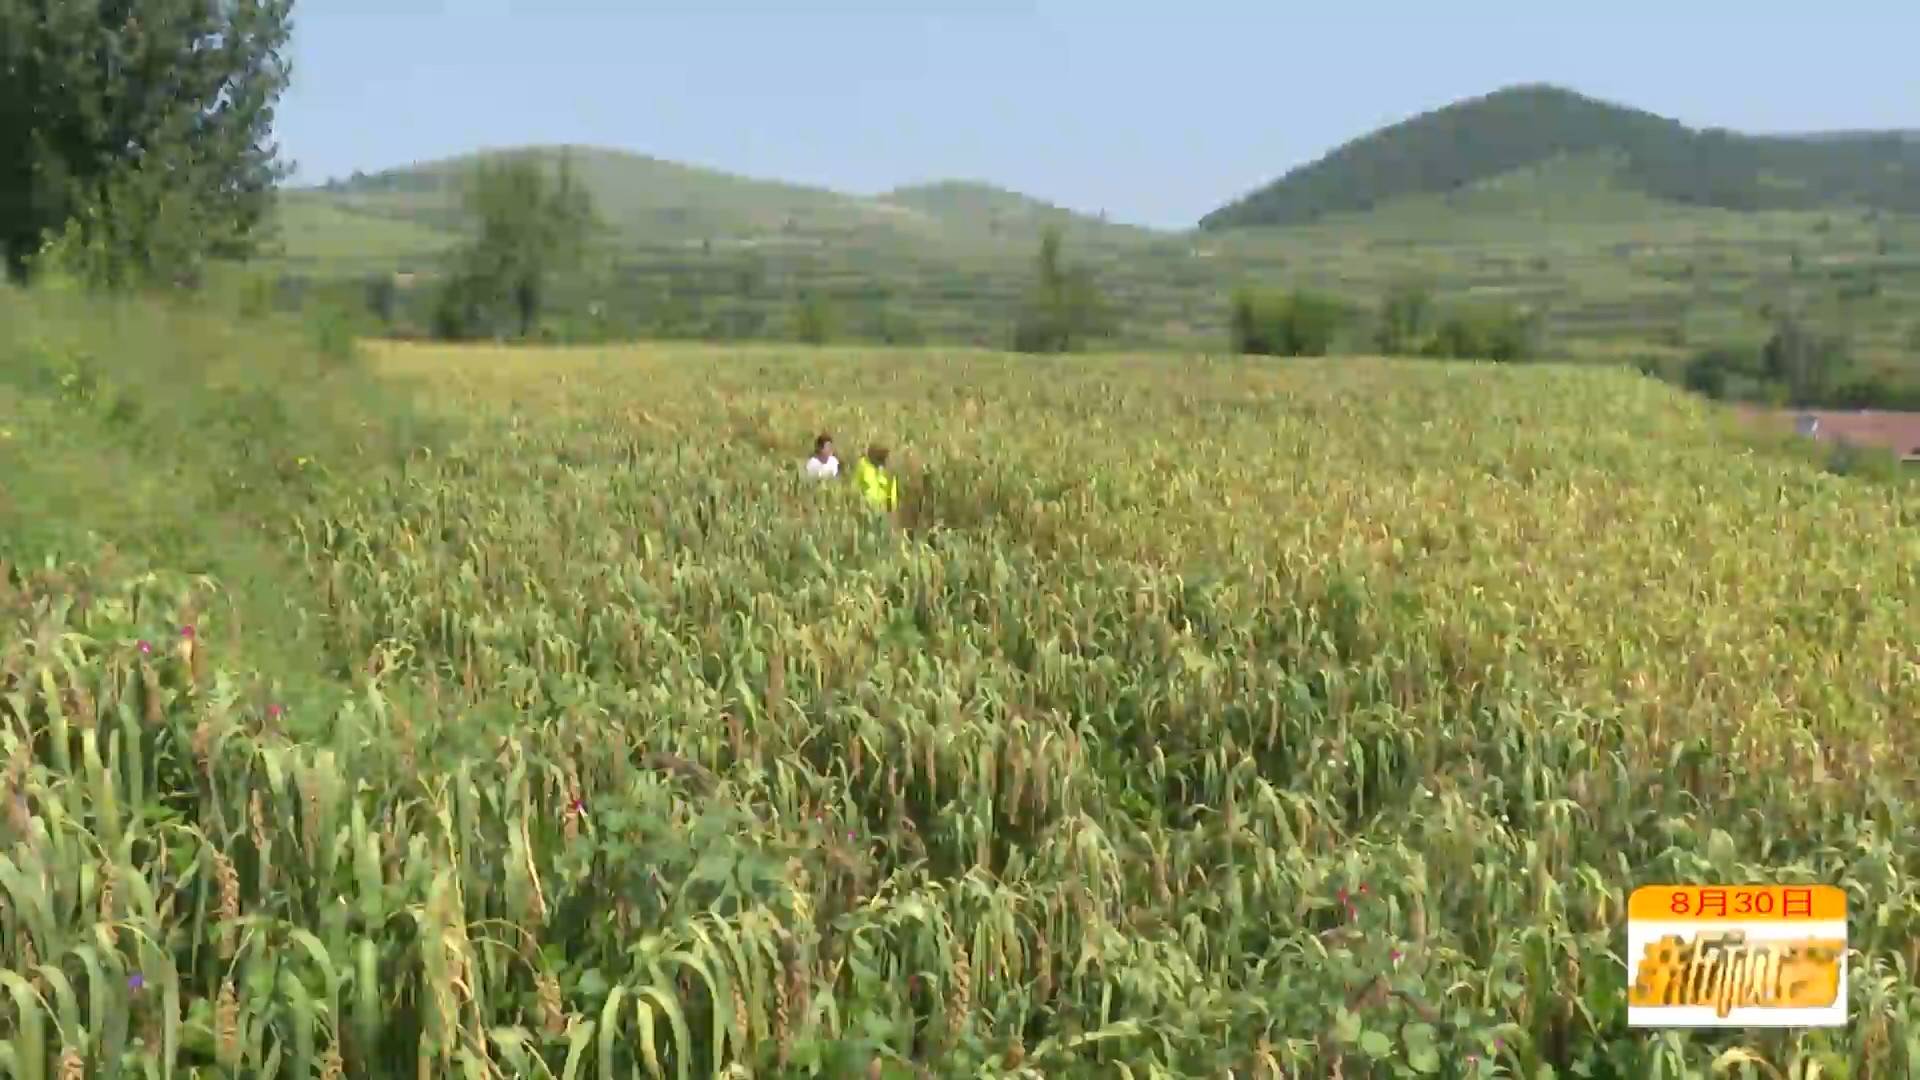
<box><xmin>301</xmin><ymin>146</ymin><xmax>1150</xmax><ymax>255</ymax></box>
<box><xmin>878</xmin><ymin>179</ymin><xmax>1155</xmax><ymax>247</ymax></box>
<box><xmin>270</xmin><ymin>195</ymin><xmax>459</xmax><ymax>270</ymax></box>
<box><xmin>1199</xmin><ymin>153</ymin><xmax>1920</xmax><ymax>362</ymax></box>
<box><xmin>0</xmin><ymin>281</ymin><xmax>445</xmax><ymax>713</ymax></box>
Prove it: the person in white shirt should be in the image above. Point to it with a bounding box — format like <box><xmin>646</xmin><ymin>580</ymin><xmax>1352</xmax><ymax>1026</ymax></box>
<box><xmin>805</xmin><ymin>433</ymin><xmax>839</xmax><ymax>478</ymax></box>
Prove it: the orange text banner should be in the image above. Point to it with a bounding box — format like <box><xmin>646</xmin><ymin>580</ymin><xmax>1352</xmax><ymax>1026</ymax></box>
<box><xmin>1628</xmin><ymin>885</ymin><xmax>1845</xmax><ymax>923</ymax></box>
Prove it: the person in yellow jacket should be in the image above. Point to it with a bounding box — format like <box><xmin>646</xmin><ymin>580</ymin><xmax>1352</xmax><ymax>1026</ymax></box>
<box><xmin>852</xmin><ymin>445</ymin><xmax>899</xmax><ymax>511</ymax></box>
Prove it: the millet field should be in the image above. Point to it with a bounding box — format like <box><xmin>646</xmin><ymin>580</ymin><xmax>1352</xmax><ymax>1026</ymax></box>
<box><xmin>2</xmin><ymin>290</ymin><xmax>1918</xmax><ymax>1078</ymax></box>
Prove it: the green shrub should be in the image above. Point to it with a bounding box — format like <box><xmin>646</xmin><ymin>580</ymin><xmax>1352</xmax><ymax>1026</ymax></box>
<box><xmin>1012</xmin><ymin>227</ymin><xmax>1109</xmax><ymax>353</ymax></box>
<box><xmin>0</xmin><ymin>286</ymin><xmax>440</xmax><ymax>566</ymax></box>
<box><xmin>1825</xmin><ymin>441</ymin><xmax>1903</xmax><ymax>483</ymax></box>
<box><xmin>1760</xmin><ymin>313</ymin><xmax>1848</xmax><ymax>406</ymax></box>
<box><xmin>1681</xmin><ymin>345</ymin><xmax>1755</xmax><ymax>399</ymax></box>
<box><xmin>1421</xmin><ymin>303</ymin><xmax>1536</xmax><ymax>362</ymax></box>
<box><xmin>1374</xmin><ymin>280</ymin><xmax>1434</xmax><ymax>355</ymax></box>
<box><xmin>305</xmin><ymin>303</ymin><xmax>362</xmax><ymax>368</ymax></box>
<box><xmin>1829</xmin><ymin>373</ymin><xmax>1920</xmax><ymax>411</ymax></box>
<box><xmin>1230</xmin><ymin>287</ymin><xmax>1348</xmax><ymax>356</ymax></box>
<box><xmin>791</xmin><ymin>292</ymin><xmax>837</xmax><ymax>345</ymax></box>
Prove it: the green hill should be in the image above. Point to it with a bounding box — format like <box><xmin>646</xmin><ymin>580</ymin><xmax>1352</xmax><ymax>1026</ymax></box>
<box><xmin>270</xmin><ymin>194</ymin><xmax>459</xmax><ymax>273</ymax></box>
<box><xmin>288</xmin><ymin>145</ymin><xmax>1147</xmax><ymax>262</ymax></box>
<box><xmin>1202</xmin><ymin>84</ymin><xmax>1920</xmax><ymax>229</ymax></box>
<box><xmin>262</xmin><ymin>122</ymin><xmax>1920</xmax><ymax>380</ymax></box>
<box><xmin>878</xmin><ymin>180</ymin><xmax>1152</xmax><ymax>245</ymax></box>
<box><xmin>271</xmin><ymin>146</ymin><xmax>1163</xmax><ymax>348</ymax></box>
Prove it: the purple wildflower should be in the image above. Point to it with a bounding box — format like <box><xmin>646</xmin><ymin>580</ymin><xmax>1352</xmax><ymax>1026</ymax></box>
<box><xmin>180</xmin><ymin>624</ymin><xmax>195</xmax><ymax>640</ymax></box>
<box><xmin>137</xmin><ymin>640</ymin><xmax>151</xmax><ymax>655</ymax></box>
<box><xmin>128</xmin><ymin>973</ymin><xmax>145</xmax><ymax>991</ymax></box>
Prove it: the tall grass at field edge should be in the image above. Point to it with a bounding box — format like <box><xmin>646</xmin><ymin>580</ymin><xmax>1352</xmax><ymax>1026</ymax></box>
<box><xmin>0</xmin><ymin>280</ymin><xmax>451</xmax><ymax>723</ymax></box>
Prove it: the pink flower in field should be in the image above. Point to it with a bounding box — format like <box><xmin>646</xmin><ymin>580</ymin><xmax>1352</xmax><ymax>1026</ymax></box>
<box><xmin>1336</xmin><ymin>888</ymin><xmax>1348</xmax><ymax>904</ymax></box>
<box><xmin>1390</xmin><ymin>949</ymin><xmax>1403</xmax><ymax>962</ymax></box>
<box><xmin>267</xmin><ymin>704</ymin><xmax>284</xmax><ymax>719</ymax></box>
<box><xmin>179</xmin><ymin>625</ymin><xmax>195</xmax><ymax>640</ymax></box>
<box><xmin>137</xmin><ymin>640</ymin><xmax>151</xmax><ymax>654</ymax></box>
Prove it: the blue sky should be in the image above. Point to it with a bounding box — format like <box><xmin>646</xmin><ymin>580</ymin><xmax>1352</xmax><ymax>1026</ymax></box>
<box><xmin>279</xmin><ymin>1</ymin><xmax>1919</xmax><ymax>228</ymax></box>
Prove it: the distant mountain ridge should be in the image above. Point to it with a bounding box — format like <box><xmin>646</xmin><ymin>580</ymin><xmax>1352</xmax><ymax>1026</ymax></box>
<box><xmin>1201</xmin><ymin>84</ymin><xmax>1920</xmax><ymax>230</ymax></box>
<box><xmin>296</xmin><ymin>146</ymin><xmax>1141</xmax><ymax>247</ymax></box>
<box><xmin>1776</xmin><ymin>129</ymin><xmax>1920</xmax><ymax>144</ymax></box>
<box><xmin>882</xmin><ymin>180</ymin><xmax>1091</xmax><ymax>221</ymax></box>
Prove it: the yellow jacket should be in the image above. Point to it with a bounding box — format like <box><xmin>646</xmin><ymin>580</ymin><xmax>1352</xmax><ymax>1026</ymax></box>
<box><xmin>853</xmin><ymin>457</ymin><xmax>898</xmax><ymax>511</ymax></box>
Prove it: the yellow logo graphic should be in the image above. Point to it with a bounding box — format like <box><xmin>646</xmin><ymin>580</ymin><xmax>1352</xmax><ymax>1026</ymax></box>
<box><xmin>1628</xmin><ymin>931</ymin><xmax>1844</xmax><ymax>1017</ymax></box>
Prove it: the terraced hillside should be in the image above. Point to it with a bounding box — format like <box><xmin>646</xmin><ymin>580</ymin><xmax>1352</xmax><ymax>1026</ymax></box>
<box><xmin>274</xmin><ymin>145</ymin><xmax>1161</xmax><ymax>345</ymax></box>
<box><xmin>3</xmin><ymin>285</ymin><xmax>1917</xmax><ymax>1075</ymax></box>
<box><xmin>273</xmin><ymin>135</ymin><xmax>1920</xmax><ymax>380</ymax></box>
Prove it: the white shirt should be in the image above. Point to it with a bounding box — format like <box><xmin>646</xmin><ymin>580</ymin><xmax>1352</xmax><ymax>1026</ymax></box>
<box><xmin>806</xmin><ymin>454</ymin><xmax>839</xmax><ymax>478</ymax></box>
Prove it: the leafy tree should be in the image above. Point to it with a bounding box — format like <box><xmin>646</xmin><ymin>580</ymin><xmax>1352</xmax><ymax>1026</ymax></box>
<box><xmin>790</xmin><ymin>292</ymin><xmax>836</xmax><ymax>345</ymax></box>
<box><xmin>866</xmin><ymin>305</ymin><xmax>924</xmax><ymax>346</ymax></box>
<box><xmin>1829</xmin><ymin>372</ymin><xmax>1920</xmax><ymax>411</ymax></box>
<box><xmin>1375</xmin><ymin>280</ymin><xmax>1434</xmax><ymax>355</ymax></box>
<box><xmin>1761</xmin><ymin>311</ymin><xmax>1846</xmax><ymax>406</ymax></box>
<box><xmin>366</xmin><ymin>274</ymin><xmax>397</xmax><ymax>326</ymax></box>
<box><xmin>1681</xmin><ymin>346</ymin><xmax>1749</xmax><ymax>399</ymax></box>
<box><xmin>1230</xmin><ymin>287</ymin><xmax>1347</xmax><ymax>356</ymax></box>
<box><xmin>0</xmin><ymin>0</ymin><xmax>294</xmax><ymax>285</ymax></box>
<box><xmin>1421</xmin><ymin>304</ymin><xmax>1537</xmax><ymax>362</ymax></box>
<box><xmin>433</xmin><ymin>152</ymin><xmax>597</xmax><ymax>340</ymax></box>
<box><xmin>1013</xmin><ymin>227</ymin><xmax>1106</xmax><ymax>353</ymax></box>
<box><xmin>646</xmin><ymin>274</ymin><xmax>705</xmax><ymax>340</ymax></box>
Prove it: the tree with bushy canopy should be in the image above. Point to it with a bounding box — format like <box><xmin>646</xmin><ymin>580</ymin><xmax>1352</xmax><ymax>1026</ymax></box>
<box><xmin>0</xmin><ymin>0</ymin><xmax>294</xmax><ymax>286</ymax></box>
<box><xmin>1012</xmin><ymin>227</ymin><xmax>1107</xmax><ymax>353</ymax></box>
<box><xmin>431</xmin><ymin>153</ymin><xmax>598</xmax><ymax>341</ymax></box>
<box><xmin>1230</xmin><ymin>287</ymin><xmax>1348</xmax><ymax>357</ymax></box>
<box><xmin>1375</xmin><ymin>280</ymin><xmax>1434</xmax><ymax>355</ymax></box>
<box><xmin>790</xmin><ymin>291</ymin><xmax>837</xmax><ymax>345</ymax></box>
<box><xmin>1420</xmin><ymin>305</ymin><xmax>1537</xmax><ymax>363</ymax></box>
<box><xmin>1760</xmin><ymin>310</ymin><xmax>1847</xmax><ymax>407</ymax></box>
